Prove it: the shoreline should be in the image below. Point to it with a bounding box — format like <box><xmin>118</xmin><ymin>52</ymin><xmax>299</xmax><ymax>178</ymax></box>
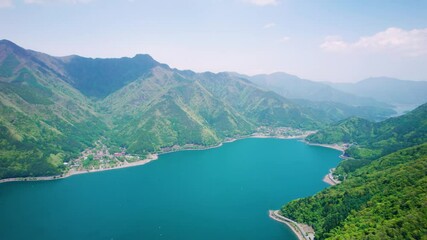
<box><xmin>0</xmin><ymin>133</ymin><xmax>331</xmax><ymax>185</ymax></box>
<box><xmin>0</xmin><ymin>134</ymin><xmax>306</xmax><ymax>185</ymax></box>
<box><xmin>153</xmin><ymin>133</ymin><xmax>310</xmax><ymax>155</ymax></box>
<box><xmin>1</xmin><ymin>132</ymin><xmax>342</xmax><ymax>239</ymax></box>
<box><xmin>322</xmin><ymin>168</ymin><xmax>341</xmax><ymax>186</ymax></box>
<box><xmin>0</xmin><ymin>154</ymin><xmax>159</xmax><ymax>184</ymax></box>
<box><xmin>301</xmin><ymin>141</ymin><xmax>347</xmax><ymax>153</ymax></box>
<box><xmin>269</xmin><ymin>210</ymin><xmax>314</xmax><ymax>240</ymax></box>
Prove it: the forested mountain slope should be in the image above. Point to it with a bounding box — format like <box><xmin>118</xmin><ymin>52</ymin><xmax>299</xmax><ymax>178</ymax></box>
<box><xmin>0</xmin><ymin>40</ymin><xmax>106</xmax><ymax>179</ymax></box>
<box><xmin>280</xmin><ymin>105</ymin><xmax>427</xmax><ymax>239</ymax></box>
<box><xmin>0</xmin><ymin>40</ymin><xmax>335</xmax><ymax>179</ymax></box>
<box><xmin>307</xmin><ymin>103</ymin><xmax>427</xmax><ymax>160</ymax></box>
<box><xmin>102</xmin><ymin>67</ymin><xmax>323</xmax><ymax>153</ymax></box>
<box><xmin>306</xmin><ymin>103</ymin><xmax>427</xmax><ymax>180</ymax></box>
<box><xmin>281</xmin><ymin>143</ymin><xmax>427</xmax><ymax>239</ymax></box>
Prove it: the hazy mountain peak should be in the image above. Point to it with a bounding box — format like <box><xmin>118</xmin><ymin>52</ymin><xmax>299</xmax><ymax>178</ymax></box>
<box><xmin>330</xmin><ymin>77</ymin><xmax>427</xmax><ymax>109</ymax></box>
<box><xmin>0</xmin><ymin>39</ymin><xmax>29</xmax><ymax>59</ymax></box>
<box><xmin>0</xmin><ymin>39</ymin><xmax>23</xmax><ymax>50</ymax></box>
<box><xmin>248</xmin><ymin>72</ymin><xmax>391</xmax><ymax>109</ymax></box>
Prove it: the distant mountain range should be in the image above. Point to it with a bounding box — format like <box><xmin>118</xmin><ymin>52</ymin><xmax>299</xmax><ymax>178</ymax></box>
<box><xmin>247</xmin><ymin>72</ymin><xmax>427</xmax><ymax>114</ymax></box>
<box><xmin>0</xmin><ymin>39</ymin><xmax>425</xmax><ymax>179</ymax></box>
<box><xmin>327</xmin><ymin>77</ymin><xmax>427</xmax><ymax>113</ymax></box>
<box><xmin>248</xmin><ymin>72</ymin><xmax>391</xmax><ymax>108</ymax></box>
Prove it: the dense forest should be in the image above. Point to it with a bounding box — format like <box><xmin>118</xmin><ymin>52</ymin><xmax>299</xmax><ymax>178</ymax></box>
<box><xmin>281</xmin><ymin>144</ymin><xmax>427</xmax><ymax>239</ymax></box>
<box><xmin>307</xmin><ymin>103</ymin><xmax>427</xmax><ymax>179</ymax></box>
<box><xmin>280</xmin><ymin>103</ymin><xmax>427</xmax><ymax>239</ymax></box>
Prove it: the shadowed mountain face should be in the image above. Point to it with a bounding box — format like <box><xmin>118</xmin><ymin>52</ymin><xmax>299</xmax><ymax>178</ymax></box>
<box><xmin>62</xmin><ymin>54</ymin><xmax>162</xmax><ymax>98</ymax></box>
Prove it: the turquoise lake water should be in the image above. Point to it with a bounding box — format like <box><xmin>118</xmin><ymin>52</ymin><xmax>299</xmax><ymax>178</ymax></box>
<box><xmin>0</xmin><ymin>138</ymin><xmax>341</xmax><ymax>240</ymax></box>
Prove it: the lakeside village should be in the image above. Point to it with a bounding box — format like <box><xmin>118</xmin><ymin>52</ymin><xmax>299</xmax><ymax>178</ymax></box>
<box><xmin>65</xmin><ymin>140</ymin><xmax>152</xmax><ymax>172</ymax></box>
<box><xmin>65</xmin><ymin>127</ymin><xmax>316</xmax><ymax>172</ymax></box>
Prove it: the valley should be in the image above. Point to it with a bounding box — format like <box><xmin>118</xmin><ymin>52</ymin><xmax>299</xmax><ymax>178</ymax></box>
<box><xmin>1</xmin><ymin>39</ymin><xmax>399</xmax><ymax>180</ymax></box>
<box><xmin>0</xmin><ymin>39</ymin><xmax>426</xmax><ymax>240</ymax></box>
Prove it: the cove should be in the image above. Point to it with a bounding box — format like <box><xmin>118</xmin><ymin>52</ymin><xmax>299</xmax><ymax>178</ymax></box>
<box><xmin>0</xmin><ymin>138</ymin><xmax>341</xmax><ymax>240</ymax></box>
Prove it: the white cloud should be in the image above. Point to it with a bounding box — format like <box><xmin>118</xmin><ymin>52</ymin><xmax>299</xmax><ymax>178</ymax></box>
<box><xmin>25</xmin><ymin>0</ymin><xmax>93</xmax><ymax>4</ymax></box>
<box><xmin>263</xmin><ymin>22</ymin><xmax>276</xmax><ymax>29</ymax></box>
<box><xmin>321</xmin><ymin>27</ymin><xmax>427</xmax><ymax>57</ymax></box>
<box><xmin>280</xmin><ymin>36</ymin><xmax>290</xmax><ymax>42</ymax></box>
<box><xmin>320</xmin><ymin>36</ymin><xmax>349</xmax><ymax>52</ymax></box>
<box><xmin>246</xmin><ymin>0</ymin><xmax>279</xmax><ymax>6</ymax></box>
<box><xmin>0</xmin><ymin>0</ymin><xmax>13</xmax><ymax>8</ymax></box>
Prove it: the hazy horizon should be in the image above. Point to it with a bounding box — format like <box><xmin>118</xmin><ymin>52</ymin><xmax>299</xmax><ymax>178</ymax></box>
<box><xmin>1</xmin><ymin>0</ymin><xmax>427</xmax><ymax>82</ymax></box>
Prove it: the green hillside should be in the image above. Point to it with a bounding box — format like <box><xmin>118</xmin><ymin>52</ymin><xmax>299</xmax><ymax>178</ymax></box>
<box><xmin>102</xmin><ymin>67</ymin><xmax>320</xmax><ymax>154</ymax></box>
<box><xmin>279</xmin><ymin>105</ymin><xmax>427</xmax><ymax>239</ymax></box>
<box><xmin>306</xmin><ymin>103</ymin><xmax>427</xmax><ymax>179</ymax></box>
<box><xmin>280</xmin><ymin>143</ymin><xmax>427</xmax><ymax>240</ymax></box>
<box><xmin>0</xmin><ymin>40</ymin><xmax>106</xmax><ymax>179</ymax></box>
<box><xmin>307</xmin><ymin>103</ymin><xmax>427</xmax><ymax>160</ymax></box>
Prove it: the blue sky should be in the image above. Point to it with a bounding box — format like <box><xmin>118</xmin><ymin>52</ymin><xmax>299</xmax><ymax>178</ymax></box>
<box><xmin>1</xmin><ymin>0</ymin><xmax>427</xmax><ymax>82</ymax></box>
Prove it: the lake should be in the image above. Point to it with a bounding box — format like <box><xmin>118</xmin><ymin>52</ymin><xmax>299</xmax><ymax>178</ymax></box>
<box><xmin>0</xmin><ymin>138</ymin><xmax>341</xmax><ymax>240</ymax></box>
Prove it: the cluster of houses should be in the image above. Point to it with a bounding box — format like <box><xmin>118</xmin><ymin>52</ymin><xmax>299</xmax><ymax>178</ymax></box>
<box><xmin>254</xmin><ymin>126</ymin><xmax>314</xmax><ymax>138</ymax></box>
<box><xmin>65</xmin><ymin>140</ymin><xmax>139</xmax><ymax>170</ymax></box>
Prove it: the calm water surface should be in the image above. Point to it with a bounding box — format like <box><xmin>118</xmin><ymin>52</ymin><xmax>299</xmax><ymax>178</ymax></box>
<box><xmin>0</xmin><ymin>138</ymin><xmax>341</xmax><ymax>240</ymax></box>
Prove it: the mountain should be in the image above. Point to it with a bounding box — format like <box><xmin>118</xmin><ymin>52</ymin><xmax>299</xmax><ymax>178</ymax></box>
<box><xmin>61</xmin><ymin>54</ymin><xmax>163</xmax><ymax>98</ymax></box>
<box><xmin>1</xmin><ymin>39</ymin><xmax>421</xmax><ymax>180</ymax></box>
<box><xmin>329</xmin><ymin>77</ymin><xmax>427</xmax><ymax>112</ymax></box>
<box><xmin>246</xmin><ymin>72</ymin><xmax>396</xmax><ymax>121</ymax></box>
<box><xmin>102</xmin><ymin>68</ymin><xmax>326</xmax><ymax>153</ymax></box>
<box><xmin>0</xmin><ymin>40</ymin><xmax>106</xmax><ymax>179</ymax></box>
<box><xmin>248</xmin><ymin>72</ymin><xmax>391</xmax><ymax>108</ymax></box>
<box><xmin>280</xmin><ymin>105</ymin><xmax>427</xmax><ymax>239</ymax></box>
<box><xmin>280</xmin><ymin>143</ymin><xmax>427</xmax><ymax>240</ymax></box>
<box><xmin>1</xmin><ymin>39</ymin><xmax>346</xmax><ymax>179</ymax></box>
<box><xmin>292</xmin><ymin>99</ymin><xmax>395</xmax><ymax>122</ymax></box>
<box><xmin>307</xmin><ymin>103</ymin><xmax>427</xmax><ymax>161</ymax></box>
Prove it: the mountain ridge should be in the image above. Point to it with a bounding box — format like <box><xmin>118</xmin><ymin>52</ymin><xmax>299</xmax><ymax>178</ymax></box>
<box><xmin>328</xmin><ymin>77</ymin><xmax>427</xmax><ymax>111</ymax></box>
<box><xmin>0</xmin><ymin>40</ymin><xmax>328</xmax><ymax>178</ymax></box>
<box><xmin>247</xmin><ymin>72</ymin><xmax>392</xmax><ymax>108</ymax></box>
<box><xmin>0</xmin><ymin>39</ymin><xmax>424</xmax><ymax>179</ymax></box>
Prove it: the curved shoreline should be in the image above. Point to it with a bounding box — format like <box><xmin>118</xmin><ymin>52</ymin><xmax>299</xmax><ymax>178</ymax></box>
<box><xmin>0</xmin><ymin>135</ymin><xmax>343</xmax><ymax>186</ymax></box>
<box><xmin>302</xmin><ymin>141</ymin><xmax>347</xmax><ymax>186</ymax></box>
<box><xmin>0</xmin><ymin>154</ymin><xmax>159</xmax><ymax>184</ymax></box>
<box><xmin>269</xmin><ymin>210</ymin><xmax>314</xmax><ymax>240</ymax></box>
<box><xmin>1</xmin><ymin>134</ymin><xmax>342</xmax><ymax>239</ymax></box>
<box><xmin>322</xmin><ymin>168</ymin><xmax>341</xmax><ymax>186</ymax></box>
<box><xmin>301</xmin><ymin>140</ymin><xmax>347</xmax><ymax>155</ymax></box>
<box><xmin>0</xmin><ymin>134</ymin><xmax>311</xmax><ymax>185</ymax></box>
